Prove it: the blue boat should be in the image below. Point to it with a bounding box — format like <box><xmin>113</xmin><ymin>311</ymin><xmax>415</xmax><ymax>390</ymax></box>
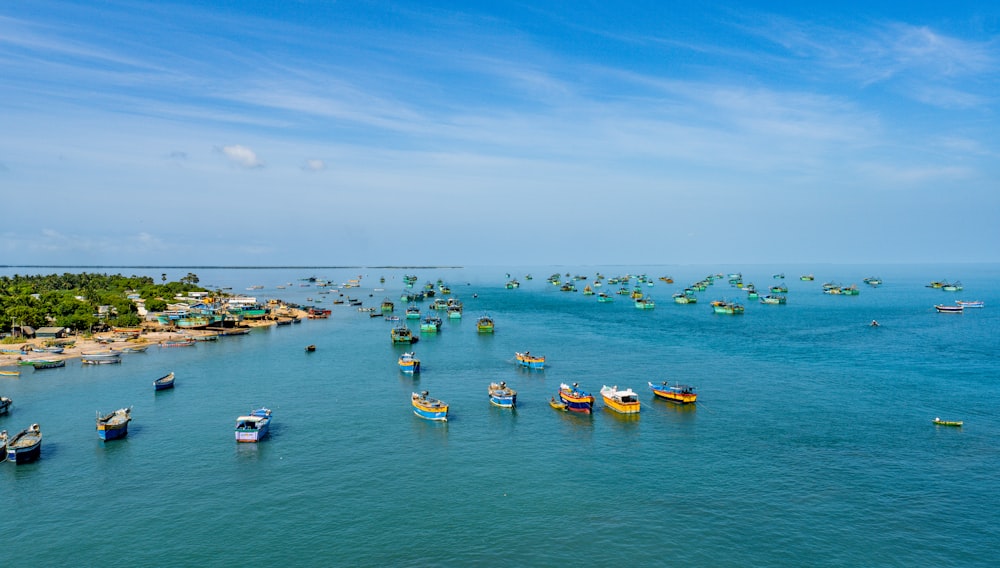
<box><xmin>411</xmin><ymin>391</ymin><xmax>448</xmax><ymax>421</ymax></box>
<box><xmin>558</xmin><ymin>382</ymin><xmax>595</xmax><ymax>413</ymax></box>
<box><xmin>235</xmin><ymin>407</ymin><xmax>272</xmax><ymax>442</ymax></box>
<box><xmin>96</xmin><ymin>407</ymin><xmax>132</xmax><ymax>441</ymax></box>
<box><xmin>153</xmin><ymin>372</ymin><xmax>176</xmax><ymax>391</ymax></box>
<box><xmin>0</xmin><ymin>396</ymin><xmax>11</xmax><ymax>415</ymax></box>
<box><xmin>515</xmin><ymin>351</ymin><xmax>545</xmax><ymax>370</ymax></box>
<box><xmin>399</xmin><ymin>352</ymin><xmax>421</xmax><ymax>374</ymax></box>
<box><xmin>6</xmin><ymin>423</ymin><xmax>42</xmax><ymax>464</ymax></box>
<box><xmin>488</xmin><ymin>381</ymin><xmax>517</xmax><ymax>408</ymax></box>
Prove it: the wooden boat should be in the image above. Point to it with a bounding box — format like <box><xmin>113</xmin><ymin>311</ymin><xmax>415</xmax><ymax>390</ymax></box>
<box><xmin>405</xmin><ymin>305</ymin><xmax>421</xmax><ymax>319</ymax></box>
<box><xmin>0</xmin><ymin>429</ymin><xmax>6</xmax><ymax>458</ymax></box>
<box><xmin>153</xmin><ymin>372</ymin><xmax>176</xmax><ymax>391</ymax></box>
<box><xmin>597</xmin><ymin>292</ymin><xmax>614</xmax><ymax>303</ymax></box>
<box><xmin>515</xmin><ymin>351</ymin><xmax>545</xmax><ymax>370</ymax></box>
<box><xmin>235</xmin><ymin>407</ymin><xmax>272</xmax><ymax>442</ymax></box>
<box><xmin>558</xmin><ymin>383</ymin><xmax>594</xmax><ymax>413</ymax></box>
<box><xmin>391</xmin><ymin>325</ymin><xmax>418</xmax><ymax>344</ymax></box>
<box><xmin>932</xmin><ymin>417</ymin><xmax>963</xmax><ymax>427</ymax></box>
<box><xmin>800</xmin><ymin>274</ymin><xmax>815</xmax><ymax>281</ymax></box>
<box><xmin>0</xmin><ymin>396</ymin><xmax>11</xmax><ymax>415</ymax></box>
<box><xmin>549</xmin><ymin>397</ymin><xmax>568</xmax><ymax>411</ymax></box>
<box><xmin>398</xmin><ymin>352</ymin><xmax>420</xmax><ymax>374</ymax></box>
<box><xmin>673</xmin><ymin>293</ymin><xmax>697</xmax><ymax>304</ymax></box>
<box><xmin>381</xmin><ymin>298</ymin><xmax>395</xmax><ymax>312</ymax></box>
<box><xmin>411</xmin><ymin>391</ymin><xmax>448</xmax><ymax>421</ymax></box>
<box><xmin>476</xmin><ymin>315</ymin><xmax>495</xmax><ymax>333</ymax></box>
<box><xmin>488</xmin><ymin>381</ymin><xmax>517</xmax><ymax>408</ymax></box>
<box><xmin>769</xmin><ymin>284</ymin><xmax>788</xmax><ymax>293</ymax></box>
<box><xmin>760</xmin><ymin>295</ymin><xmax>787</xmax><ymax>305</ymax></box>
<box><xmin>600</xmin><ymin>385</ymin><xmax>640</xmax><ymax>414</ymax></box>
<box><xmin>35</xmin><ymin>346</ymin><xmax>64</xmax><ymax>354</ymax></box>
<box><xmin>115</xmin><ymin>345</ymin><xmax>149</xmax><ymax>353</ymax></box>
<box><xmin>161</xmin><ymin>339</ymin><xmax>195</xmax><ymax>347</ymax></box>
<box><xmin>420</xmin><ymin>316</ymin><xmax>442</xmax><ymax>334</ymax></box>
<box><xmin>712</xmin><ymin>301</ymin><xmax>745</xmax><ymax>315</ymax></box>
<box><xmin>305</xmin><ymin>344</ymin><xmax>316</xmax><ymax>352</ymax></box>
<box><xmin>31</xmin><ymin>359</ymin><xmax>66</xmax><ymax>370</ymax></box>
<box><xmin>956</xmin><ymin>300</ymin><xmax>984</xmax><ymax>308</ymax></box>
<box><xmin>0</xmin><ymin>370</ymin><xmax>20</xmax><ymax>377</ymax></box>
<box><xmin>634</xmin><ymin>297</ymin><xmax>656</xmax><ymax>309</ymax></box>
<box><xmin>648</xmin><ymin>381</ymin><xmax>697</xmax><ymax>404</ymax></box>
<box><xmin>6</xmin><ymin>423</ymin><xmax>42</xmax><ymax>464</ymax></box>
<box><xmin>82</xmin><ymin>352</ymin><xmax>122</xmax><ymax>365</ymax></box>
<box><xmin>96</xmin><ymin>407</ymin><xmax>132</xmax><ymax>441</ymax></box>
<box><xmin>934</xmin><ymin>305</ymin><xmax>964</xmax><ymax>313</ymax></box>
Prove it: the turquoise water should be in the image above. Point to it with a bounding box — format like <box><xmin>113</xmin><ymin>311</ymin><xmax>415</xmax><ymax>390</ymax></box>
<box><xmin>2</xmin><ymin>265</ymin><xmax>998</xmax><ymax>567</ymax></box>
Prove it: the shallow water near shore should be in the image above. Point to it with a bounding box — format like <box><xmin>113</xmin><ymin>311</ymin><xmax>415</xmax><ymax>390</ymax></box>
<box><xmin>2</xmin><ymin>264</ymin><xmax>999</xmax><ymax>566</ymax></box>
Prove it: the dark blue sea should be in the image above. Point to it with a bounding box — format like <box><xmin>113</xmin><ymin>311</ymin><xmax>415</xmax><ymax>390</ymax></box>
<box><xmin>2</xmin><ymin>264</ymin><xmax>998</xmax><ymax>567</ymax></box>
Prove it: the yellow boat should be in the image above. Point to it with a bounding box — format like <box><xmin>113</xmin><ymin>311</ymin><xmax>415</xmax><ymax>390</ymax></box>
<box><xmin>600</xmin><ymin>385</ymin><xmax>640</xmax><ymax>414</ymax></box>
<box><xmin>932</xmin><ymin>418</ymin><xmax>963</xmax><ymax>427</ymax></box>
<box><xmin>549</xmin><ymin>397</ymin><xmax>567</xmax><ymax>411</ymax></box>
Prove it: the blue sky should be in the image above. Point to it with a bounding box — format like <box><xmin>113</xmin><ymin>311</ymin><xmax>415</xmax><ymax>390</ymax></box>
<box><xmin>1</xmin><ymin>1</ymin><xmax>998</xmax><ymax>266</ymax></box>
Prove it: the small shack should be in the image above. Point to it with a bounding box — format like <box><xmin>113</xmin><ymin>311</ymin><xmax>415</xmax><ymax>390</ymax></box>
<box><xmin>35</xmin><ymin>326</ymin><xmax>69</xmax><ymax>339</ymax></box>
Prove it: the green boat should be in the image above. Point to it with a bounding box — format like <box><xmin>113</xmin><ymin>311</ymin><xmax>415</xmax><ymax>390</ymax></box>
<box><xmin>932</xmin><ymin>418</ymin><xmax>963</xmax><ymax>427</ymax></box>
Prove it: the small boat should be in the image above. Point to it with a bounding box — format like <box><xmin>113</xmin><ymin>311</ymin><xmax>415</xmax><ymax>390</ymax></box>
<box><xmin>153</xmin><ymin>372</ymin><xmax>176</xmax><ymax>391</ymax></box>
<box><xmin>549</xmin><ymin>397</ymin><xmax>568</xmax><ymax>411</ymax></box>
<box><xmin>0</xmin><ymin>430</ymin><xmax>6</xmax><ymax>457</ymax></box>
<box><xmin>934</xmin><ymin>305</ymin><xmax>964</xmax><ymax>313</ymax></box>
<box><xmin>305</xmin><ymin>344</ymin><xmax>316</xmax><ymax>352</ymax></box>
<box><xmin>399</xmin><ymin>352</ymin><xmax>421</xmax><ymax>374</ymax></box>
<box><xmin>391</xmin><ymin>325</ymin><xmax>418</xmax><ymax>344</ymax></box>
<box><xmin>956</xmin><ymin>300</ymin><xmax>984</xmax><ymax>308</ymax></box>
<box><xmin>115</xmin><ymin>345</ymin><xmax>150</xmax><ymax>353</ymax></box>
<box><xmin>411</xmin><ymin>391</ymin><xmax>448</xmax><ymax>421</ymax></box>
<box><xmin>634</xmin><ymin>297</ymin><xmax>656</xmax><ymax>309</ymax></box>
<box><xmin>932</xmin><ymin>417</ymin><xmax>963</xmax><ymax>427</ymax></box>
<box><xmin>476</xmin><ymin>315</ymin><xmax>495</xmax><ymax>333</ymax></box>
<box><xmin>420</xmin><ymin>316</ymin><xmax>442</xmax><ymax>333</ymax></box>
<box><xmin>673</xmin><ymin>293</ymin><xmax>696</xmax><ymax>304</ymax></box>
<box><xmin>558</xmin><ymin>383</ymin><xmax>594</xmax><ymax>413</ymax></box>
<box><xmin>6</xmin><ymin>423</ymin><xmax>42</xmax><ymax>464</ymax></box>
<box><xmin>600</xmin><ymin>385</ymin><xmax>640</xmax><ymax>414</ymax></box>
<box><xmin>35</xmin><ymin>346</ymin><xmax>64</xmax><ymax>354</ymax></box>
<box><xmin>597</xmin><ymin>292</ymin><xmax>614</xmax><ymax>303</ymax></box>
<box><xmin>515</xmin><ymin>351</ymin><xmax>545</xmax><ymax>370</ymax></box>
<box><xmin>405</xmin><ymin>305</ymin><xmax>421</xmax><ymax>319</ymax></box>
<box><xmin>0</xmin><ymin>370</ymin><xmax>19</xmax><ymax>377</ymax></box>
<box><xmin>96</xmin><ymin>407</ymin><xmax>132</xmax><ymax>441</ymax></box>
<box><xmin>648</xmin><ymin>381</ymin><xmax>697</xmax><ymax>404</ymax></box>
<box><xmin>711</xmin><ymin>300</ymin><xmax>745</xmax><ymax>315</ymax></box>
<box><xmin>235</xmin><ymin>407</ymin><xmax>272</xmax><ymax>442</ymax></box>
<box><xmin>760</xmin><ymin>295</ymin><xmax>787</xmax><ymax>305</ymax></box>
<box><xmin>800</xmin><ymin>274</ymin><xmax>815</xmax><ymax>281</ymax></box>
<box><xmin>82</xmin><ymin>352</ymin><xmax>122</xmax><ymax>365</ymax></box>
<box><xmin>488</xmin><ymin>381</ymin><xmax>517</xmax><ymax>408</ymax></box>
<box><xmin>161</xmin><ymin>339</ymin><xmax>195</xmax><ymax>347</ymax></box>
<box><xmin>31</xmin><ymin>359</ymin><xmax>66</xmax><ymax>370</ymax></box>
<box><xmin>0</xmin><ymin>396</ymin><xmax>11</xmax><ymax>415</ymax></box>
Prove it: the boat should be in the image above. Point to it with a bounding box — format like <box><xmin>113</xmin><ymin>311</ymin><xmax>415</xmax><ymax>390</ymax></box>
<box><xmin>770</xmin><ymin>284</ymin><xmax>788</xmax><ymax>293</ymax></box>
<box><xmin>234</xmin><ymin>407</ymin><xmax>272</xmax><ymax>442</ymax></box>
<box><xmin>6</xmin><ymin>423</ymin><xmax>42</xmax><ymax>464</ymax></box>
<box><xmin>582</xmin><ymin>285</ymin><xmax>594</xmax><ymax>296</ymax></box>
<box><xmin>381</xmin><ymin>298</ymin><xmax>395</xmax><ymax>312</ymax></box>
<box><xmin>549</xmin><ymin>397</ymin><xmax>568</xmax><ymax>411</ymax></box>
<box><xmin>648</xmin><ymin>381</ymin><xmax>697</xmax><ymax>404</ymax></box>
<box><xmin>932</xmin><ymin>417</ymin><xmax>963</xmax><ymax>427</ymax></box>
<box><xmin>476</xmin><ymin>315</ymin><xmax>495</xmax><ymax>333</ymax></box>
<box><xmin>673</xmin><ymin>293</ymin><xmax>696</xmax><ymax>304</ymax></box>
<box><xmin>96</xmin><ymin>407</ymin><xmax>132</xmax><ymax>441</ymax></box>
<box><xmin>35</xmin><ymin>346</ymin><xmax>64</xmax><ymax>354</ymax></box>
<box><xmin>634</xmin><ymin>297</ymin><xmax>656</xmax><ymax>309</ymax></box>
<box><xmin>161</xmin><ymin>339</ymin><xmax>195</xmax><ymax>347</ymax></box>
<box><xmin>600</xmin><ymin>385</ymin><xmax>640</xmax><ymax>414</ymax></box>
<box><xmin>398</xmin><ymin>352</ymin><xmax>421</xmax><ymax>374</ymax></box>
<box><xmin>597</xmin><ymin>292</ymin><xmax>614</xmax><ymax>303</ymax></box>
<box><xmin>515</xmin><ymin>351</ymin><xmax>545</xmax><ymax>370</ymax></box>
<box><xmin>420</xmin><ymin>316</ymin><xmax>442</xmax><ymax>333</ymax></box>
<box><xmin>153</xmin><ymin>372</ymin><xmax>176</xmax><ymax>391</ymax></box>
<box><xmin>0</xmin><ymin>370</ymin><xmax>19</xmax><ymax>377</ymax></box>
<box><xmin>411</xmin><ymin>391</ymin><xmax>448</xmax><ymax>421</ymax></box>
<box><xmin>941</xmin><ymin>281</ymin><xmax>963</xmax><ymax>292</ymax></box>
<box><xmin>0</xmin><ymin>396</ymin><xmax>11</xmax><ymax>415</ymax></box>
<box><xmin>82</xmin><ymin>352</ymin><xmax>122</xmax><ymax>365</ymax></box>
<box><xmin>558</xmin><ymin>383</ymin><xmax>594</xmax><ymax>413</ymax></box>
<box><xmin>488</xmin><ymin>381</ymin><xmax>517</xmax><ymax>408</ymax></box>
<box><xmin>0</xmin><ymin>430</ymin><xmax>6</xmax><ymax>458</ymax></box>
<box><xmin>956</xmin><ymin>300</ymin><xmax>984</xmax><ymax>308</ymax></box>
<box><xmin>760</xmin><ymin>295</ymin><xmax>787</xmax><ymax>305</ymax></box>
<box><xmin>391</xmin><ymin>325</ymin><xmax>418</xmax><ymax>344</ymax></box>
<box><xmin>711</xmin><ymin>300</ymin><xmax>745</xmax><ymax>315</ymax></box>
<box><xmin>31</xmin><ymin>360</ymin><xmax>66</xmax><ymax>370</ymax></box>
<box><xmin>405</xmin><ymin>305</ymin><xmax>421</xmax><ymax>319</ymax></box>
<box><xmin>115</xmin><ymin>345</ymin><xmax>149</xmax><ymax>353</ymax></box>
<box><xmin>800</xmin><ymin>274</ymin><xmax>815</xmax><ymax>281</ymax></box>
<box><xmin>305</xmin><ymin>344</ymin><xmax>316</xmax><ymax>352</ymax></box>
<box><xmin>934</xmin><ymin>305</ymin><xmax>964</xmax><ymax>313</ymax></box>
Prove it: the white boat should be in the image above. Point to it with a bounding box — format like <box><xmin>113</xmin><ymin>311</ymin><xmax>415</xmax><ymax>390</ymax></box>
<box><xmin>235</xmin><ymin>407</ymin><xmax>272</xmax><ymax>442</ymax></box>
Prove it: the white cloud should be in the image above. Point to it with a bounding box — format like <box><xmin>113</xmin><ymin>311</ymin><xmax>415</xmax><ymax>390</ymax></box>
<box><xmin>302</xmin><ymin>158</ymin><xmax>326</xmax><ymax>172</ymax></box>
<box><xmin>220</xmin><ymin>144</ymin><xmax>264</xmax><ymax>168</ymax></box>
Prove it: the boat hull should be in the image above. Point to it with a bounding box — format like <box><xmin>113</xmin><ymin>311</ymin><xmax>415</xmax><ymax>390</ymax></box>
<box><xmin>649</xmin><ymin>382</ymin><xmax>697</xmax><ymax>404</ymax></box>
<box><xmin>601</xmin><ymin>396</ymin><xmax>640</xmax><ymax>414</ymax></box>
<box><xmin>8</xmin><ymin>442</ymin><xmax>41</xmax><ymax>464</ymax></box>
<box><xmin>97</xmin><ymin>423</ymin><xmax>129</xmax><ymax>441</ymax></box>
<box><xmin>412</xmin><ymin>393</ymin><xmax>448</xmax><ymax>421</ymax></box>
<box><xmin>153</xmin><ymin>372</ymin><xmax>176</xmax><ymax>390</ymax></box>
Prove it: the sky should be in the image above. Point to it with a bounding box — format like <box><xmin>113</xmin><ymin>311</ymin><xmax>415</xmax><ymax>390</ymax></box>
<box><xmin>1</xmin><ymin>0</ymin><xmax>998</xmax><ymax>267</ymax></box>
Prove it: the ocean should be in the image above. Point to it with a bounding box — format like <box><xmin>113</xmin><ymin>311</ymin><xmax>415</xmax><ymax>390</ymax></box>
<box><xmin>2</xmin><ymin>264</ymin><xmax>998</xmax><ymax>567</ymax></box>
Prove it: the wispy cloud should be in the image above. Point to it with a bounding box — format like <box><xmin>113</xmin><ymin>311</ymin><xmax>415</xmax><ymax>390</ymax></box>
<box><xmin>218</xmin><ymin>145</ymin><xmax>264</xmax><ymax>168</ymax></box>
<box><xmin>302</xmin><ymin>159</ymin><xmax>326</xmax><ymax>172</ymax></box>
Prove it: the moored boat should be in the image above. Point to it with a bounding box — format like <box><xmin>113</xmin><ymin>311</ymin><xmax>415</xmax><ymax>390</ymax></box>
<box><xmin>476</xmin><ymin>315</ymin><xmax>495</xmax><ymax>333</ymax></box>
<box><xmin>932</xmin><ymin>417</ymin><xmax>963</xmax><ymax>427</ymax></box>
<box><xmin>391</xmin><ymin>324</ymin><xmax>418</xmax><ymax>344</ymax></box>
<box><xmin>0</xmin><ymin>396</ymin><xmax>11</xmax><ymax>415</ymax></box>
<box><xmin>419</xmin><ymin>316</ymin><xmax>442</xmax><ymax>334</ymax></box>
<box><xmin>549</xmin><ymin>397</ymin><xmax>568</xmax><ymax>411</ymax></box>
<box><xmin>711</xmin><ymin>300</ymin><xmax>744</xmax><ymax>315</ymax></box>
<box><xmin>558</xmin><ymin>383</ymin><xmax>594</xmax><ymax>413</ymax></box>
<box><xmin>153</xmin><ymin>372</ymin><xmax>176</xmax><ymax>391</ymax></box>
<box><xmin>399</xmin><ymin>352</ymin><xmax>421</xmax><ymax>374</ymax></box>
<box><xmin>515</xmin><ymin>351</ymin><xmax>545</xmax><ymax>370</ymax></box>
<box><xmin>648</xmin><ymin>381</ymin><xmax>697</xmax><ymax>404</ymax></box>
<box><xmin>6</xmin><ymin>423</ymin><xmax>42</xmax><ymax>464</ymax></box>
<box><xmin>411</xmin><ymin>391</ymin><xmax>448</xmax><ymax>421</ymax></box>
<box><xmin>235</xmin><ymin>407</ymin><xmax>272</xmax><ymax>442</ymax></box>
<box><xmin>488</xmin><ymin>381</ymin><xmax>517</xmax><ymax>408</ymax></box>
<box><xmin>634</xmin><ymin>297</ymin><xmax>656</xmax><ymax>309</ymax></box>
<box><xmin>760</xmin><ymin>295</ymin><xmax>787</xmax><ymax>305</ymax></box>
<box><xmin>934</xmin><ymin>304</ymin><xmax>963</xmax><ymax>313</ymax></box>
<box><xmin>96</xmin><ymin>407</ymin><xmax>132</xmax><ymax>441</ymax></box>
<box><xmin>82</xmin><ymin>352</ymin><xmax>122</xmax><ymax>365</ymax></box>
<box><xmin>955</xmin><ymin>300</ymin><xmax>984</xmax><ymax>308</ymax></box>
<box><xmin>0</xmin><ymin>370</ymin><xmax>20</xmax><ymax>376</ymax></box>
<box><xmin>600</xmin><ymin>385</ymin><xmax>640</xmax><ymax>414</ymax></box>
<box><xmin>161</xmin><ymin>339</ymin><xmax>195</xmax><ymax>347</ymax></box>
<box><xmin>31</xmin><ymin>359</ymin><xmax>66</xmax><ymax>370</ymax></box>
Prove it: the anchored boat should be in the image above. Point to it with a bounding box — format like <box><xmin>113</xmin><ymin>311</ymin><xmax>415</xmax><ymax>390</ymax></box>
<box><xmin>399</xmin><ymin>352</ymin><xmax>421</xmax><ymax>374</ymax></box>
<box><xmin>515</xmin><ymin>351</ymin><xmax>545</xmax><ymax>370</ymax></box>
<box><xmin>411</xmin><ymin>391</ymin><xmax>448</xmax><ymax>421</ymax></box>
<box><xmin>96</xmin><ymin>407</ymin><xmax>132</xmax><ymax>441</ymax></box>
<box><xmin>153</xmin><ymin>372</ymin><xmax>176</xmax><ymax>391</ymax></box>
<box><xmin>235</xmin><ymin>407</ymin><xmax>272</xmax><ymax>442</ymax></box>
<box><xmin>648</xmin><ymin>381</ymin><xmax>697</xmax><ymax>404</ymax></box>
<box><xmin>6</xmin><ymin>423</ymin><xmax>42</xmax><ymax>464</ymax></box>
<box><xmin>558</xmin><ymin>383</ymin><xmax>595</xmax><ymax>414</ymax></box>
<box><xmin>600</xmin><ymin>385</ymin><xmax>640</xmax><ymax>414</ymax></box>
<box><xmin>488</xmin><ymin>381</ymin><xmax>517</xmax><ymax>408</ymax></box>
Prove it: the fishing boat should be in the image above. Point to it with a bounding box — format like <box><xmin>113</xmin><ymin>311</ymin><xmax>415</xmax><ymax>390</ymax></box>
<box><xmin>391</xmin><ymin>325</ymin><xmax>418</xmax><ymax>344</ymax></box>
<box><xmin>398</xmin><ymin>352</ymin><xmax>421</xmax><ymax>374</ymax></box>
<box><xmin>411</xmin><ymin>391</ymin><xmax>448</xmax><ymax>421</ymax></box>
<box><xmin>31</xmin><ymin>360</ymin><xmax>66</xmax><ymax>370</ymax></box>
<box><xmin>153</xmin><ymin>372</ymin><xmax>176</xmax><ymax>391</ymax></box>
<box><xmin>769</xmin><ymin>284</ymin><xmax>788</xmax><ymax>294</ymax></box>
<box><xmin>600</xmin><ymin>385</ymin><xmax>640</xmax><ymax>414</ymax></box>
<box><xmin>115</xmin><ymin>345</ymin><xmax>150</xmax><ymax>353</ymax></box>
<box><xmin>0</xmin><ymin>370</ymin><xmax>18</xmax><ymax>377</ymax></box>
<box><xmin>941</xmin><ymin>281</ymin><xmax>963</xmax><ymax>292</ymax></box>
<box><xmin>405</xmin><ymin>305</ymin><xmax>421</xmax><ymax>319</ymax></box>
<box><xmin>305</xmin><ymin>344</ymin><xmax>316</xmax><ymax>352</ymax></box>
<box><xmin>956</xmin><ymin>300</ymin><xmax>984</xmax><ymax>308</ymax></box>
<box><xmin>712</xmin><ymin>300</ymin><xmax>745</xmax><ymax>315</ymax></box>
<box><xmin>558</xmin><ymin>383</ymin><xmax>594</xmax><ymax>413</ymax></box>
<box><xmin>673</xmin><ymin>293</ymin><xmax>697</xmax><ymax>304</ymax></box>
<box><xmin>0</xmin><ymin>430</ymin><xmax>6</xmax><ymax>457</ymax></box>
<box><xmin>515</xmin><ymin>351</ymin><xmax>545</xmax><ymax>370</ymax></box>
<box><xmin>82</xmin><ymin>352</ymin><xmax>122</xmax><ymax>365</ymax></box>
<box><xmin>0</xmin><ymin>396</ymin><xmax>11</xmax><ymax>415</ymax></box>
<box><xmin>381</xmin><ymin>298</ymin><xmax>395</xmax><ymax>312</ymax></box>
<box><xmin>800</xmin><ymin>274</ymin><xmax>815</xmax><ymax>281</ymax></box>
<box><xmin>760</xmin><ymin>295</ymin><xmax>787</xmax><ymax>305</ymax></box>
<box><xmin>161</xmin><ymin>338</ymin><xmax>195</xmax><ymax>347</ymax></box>
<box><xmin>35</xmin><ymin>346</ymin><xmax>64</xmax><ymax>354</ymax></box>
<box><xmin>476</xmin><ymin>315</ymin><xmax>495</xmax><ymax>333</ymax></box>
<box><xmin>648</xmin><ymin>381</ymin><xmax>697</xmax><ymax>404</ymax></box>
<box><xmin>597</xmin><ymin>292</ymin><xmax>614</xmax><ymax>303</ymax></box>
<box><xmin>96</xmin><ymin>407</ymin><xmax>132</xmax><ymax>441</ymax></box>
<box><xmin>934</xmin><ymin>305</ymin><xmax>963</xmax><ymax>313</ymax></box>
<box><xmin>235</xmin><ymin>407</ymin><xmax>272</xmax><ymax>442</ymax></box>
<box><xmin>634</xmin><ymin>297</ymin><xmax>656</xmax><ymax>309</ymax></box>
<box><xmin>6</xmin><ymin>423</ymin><xmax>42</xmax><ymax>464</ymax></box>
<box><xmin>419</xmin><ymin>316</ymin><xmax>442</xmax><ymax>334</ymax></box>
<box><xmin>488</xmin><ymin>381</ymin><xmax>517</xmax><ymax>408</ymax></box>
<box><xmin>549</xmin><ymin>397</ymin><xmax>568</xmax><ymax>411</ymax></box>
<box><xmin>932</xmin><ymin>417</ymin><xmax>963</xmax><ymax>427</ymax></box>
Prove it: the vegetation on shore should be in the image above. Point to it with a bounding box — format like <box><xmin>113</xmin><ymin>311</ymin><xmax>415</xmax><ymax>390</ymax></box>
<box><xmin>0</xmin><ymin>272</ymin><xmax>205</xmax><ymax>333</ymax></box>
